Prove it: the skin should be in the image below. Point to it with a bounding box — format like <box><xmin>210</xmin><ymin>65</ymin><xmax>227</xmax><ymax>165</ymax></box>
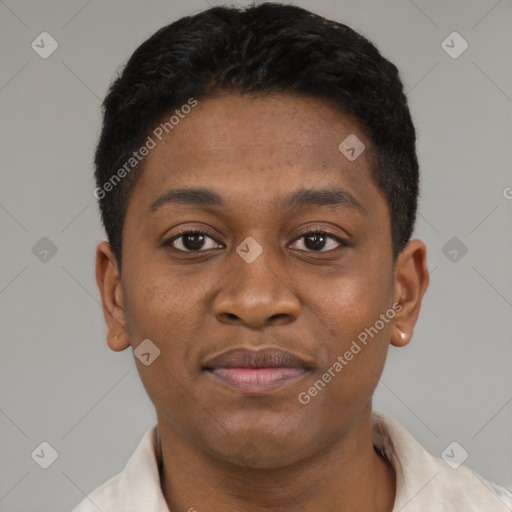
<box><xmin>96</xmin><ymin>93</ymin><xmax>429</xmax><ymax>512</ymax></box>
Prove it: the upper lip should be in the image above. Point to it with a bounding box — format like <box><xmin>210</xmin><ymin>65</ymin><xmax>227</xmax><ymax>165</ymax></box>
<box><xmin>202</xmin><ymin>347</ymin><xmax>310</xmax><ymax>370</ymax></box>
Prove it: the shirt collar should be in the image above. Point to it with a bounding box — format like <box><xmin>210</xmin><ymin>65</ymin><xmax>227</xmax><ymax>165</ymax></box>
<box><xmin>109</xmin><ymin>411</ymin><xmax>510</xmax><ymax>512</ymax></box>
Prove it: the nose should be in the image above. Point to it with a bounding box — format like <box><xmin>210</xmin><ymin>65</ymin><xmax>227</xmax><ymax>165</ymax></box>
<box><xmin>212</xmin><ymin>241</ymin><xmax>301</xmax><ymax>328</ymax></box>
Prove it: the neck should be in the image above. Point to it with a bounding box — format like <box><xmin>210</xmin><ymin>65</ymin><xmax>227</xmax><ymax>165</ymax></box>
<box><xmin>157</xmin><ymin>407</ymin><xmax>395</xmax><ymax>512</ymax></box>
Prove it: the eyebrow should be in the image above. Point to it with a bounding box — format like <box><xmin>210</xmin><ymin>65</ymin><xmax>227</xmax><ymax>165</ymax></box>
<box><xmin>149</xmin><ymin>186</ymin><xmax>367</xmax><ymax>214</ymax></box>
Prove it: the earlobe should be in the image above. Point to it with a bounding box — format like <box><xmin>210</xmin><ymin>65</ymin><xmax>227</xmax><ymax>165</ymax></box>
<box><xmin>107</xmin><ymin>303</ymin><xmax>131</xmax><ymax>351</ymax></box>
<box><xmin>390</xmin><ymin>239</ymin><xmax>429</xmax><ymax>348</ymax></box>
<box><xmin>107</xmin><ymin>328</ymin><xmax>131</xmax><ymax>351</ymax></box>
<box><xmin>95</xmin><ymin>241</ymin><xmax>131</xmax><ymax>352</ymax></box>
<box><xmin>391</xmin><ymin>326</ymin><xmax>411</xmax><ymax>347</ymax></box>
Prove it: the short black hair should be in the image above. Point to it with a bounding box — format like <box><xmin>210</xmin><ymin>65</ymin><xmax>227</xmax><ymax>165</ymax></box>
<box><xmin>94</xmin><ymin>2</ymin><xmax>419</xmax><ymax>271</ymax></box>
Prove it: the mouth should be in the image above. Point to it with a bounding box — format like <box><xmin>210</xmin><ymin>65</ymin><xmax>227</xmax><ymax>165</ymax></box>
<box><xmin>202</xmin><ymin>347</ymin><xmax>311</xmax><ymax>394</ymax></box>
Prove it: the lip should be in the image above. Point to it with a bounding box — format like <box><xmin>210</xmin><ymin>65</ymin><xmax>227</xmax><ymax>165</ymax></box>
<box><xmin>202</xmin><ymin>347</ymin><xmax>311</xmax><ymax>394</ymax></box>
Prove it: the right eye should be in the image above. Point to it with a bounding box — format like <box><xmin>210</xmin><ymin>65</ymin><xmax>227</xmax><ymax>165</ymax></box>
<box><xmin>163</xmin><ymin>230</ymin><xmax>224</xmax><ymax>252</ymax></box>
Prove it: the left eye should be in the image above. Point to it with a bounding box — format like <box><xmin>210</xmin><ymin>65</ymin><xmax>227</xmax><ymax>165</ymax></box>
<box><xmin>289</xmin><ymin>230</ymin><xmax>346</xmax><ymax>252</ymax></box>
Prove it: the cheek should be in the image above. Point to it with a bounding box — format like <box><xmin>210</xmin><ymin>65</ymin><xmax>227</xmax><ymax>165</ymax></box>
<box><xmin>316</xmin><ymin>264</ymin><xmax>394</xmax><ymax>340</ymax></box>
<box><xmin>123</xmin><ymin>267</ymin><xmax>193</xmax><ymax>339</ymax></box>
<box><xmin>304</xmin><ymin>266</ymin><xmax>394</xmax><ymax>404</ymax></box>
<box><xmin>121</xmin><ymin>272</ymin><xmax>203</xmax><ymax>425</ymax></box>
<box><xmin>122</xmin><ymin>266</ymin><xmax>213</xmax><ymax>383</ymax></box>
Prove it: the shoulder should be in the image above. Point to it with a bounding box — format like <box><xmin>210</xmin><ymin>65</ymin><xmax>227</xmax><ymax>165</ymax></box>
<box><xmin>70</xmin><ymin>423</ymin><xmax>168</xmax><ymax>512</ymax></box>
<box><xmin>70</xmin><ymin>472</ymin><xmax>122</xmax><ymax>512</ymax></box>
<box><xmin>372</xmin><ymin>411</ymin><xmax>512</xmax><ymax>511</ymax></box>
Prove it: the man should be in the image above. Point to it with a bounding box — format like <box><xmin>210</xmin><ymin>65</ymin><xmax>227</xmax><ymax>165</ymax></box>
<box><xmin>75</xmin><ymin>3</ymin><xmax>511</xmax><ymax>511</ymax></box>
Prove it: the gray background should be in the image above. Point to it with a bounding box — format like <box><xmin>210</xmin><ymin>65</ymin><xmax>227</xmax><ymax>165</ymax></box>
<box><xmin>1</xmin><ymin>0</ymin><xmax>511</xmax><ymax>510</ymax></box>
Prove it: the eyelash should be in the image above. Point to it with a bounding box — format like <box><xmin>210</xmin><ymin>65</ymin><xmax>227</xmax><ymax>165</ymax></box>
<box><xmin>163</xmin><ymin>228</ymin><xmax>348</xmax><ymax>253</ymax></box>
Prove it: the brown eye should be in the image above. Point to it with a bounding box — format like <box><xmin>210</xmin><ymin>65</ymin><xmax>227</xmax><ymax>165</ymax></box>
<box><xmin>164</xmin><ymin>230</ymin><xmax>222</xmax><ymax>252</ymax></box>
<box><xmin>290</xmin><ymin>230</ymin><xmax>347</xmax><ymax>252</ymax></box>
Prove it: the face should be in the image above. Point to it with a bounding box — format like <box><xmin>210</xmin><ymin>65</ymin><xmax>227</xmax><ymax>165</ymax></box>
<box><xmin>97</xmin><ymin>93</ymin><xmax>428</xmax><ymax>468</ymax></box>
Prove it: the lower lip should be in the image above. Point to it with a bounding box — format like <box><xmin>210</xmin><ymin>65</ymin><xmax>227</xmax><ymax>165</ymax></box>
<box><xmin>205</xmin><ymin>367</ymin><xmax>307</xmax><ymax>393</ymax></box>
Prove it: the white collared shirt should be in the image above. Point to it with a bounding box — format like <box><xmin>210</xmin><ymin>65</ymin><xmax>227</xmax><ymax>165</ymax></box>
<box><xmin>71</xmin><ymin>411</ymin><xmax>512</xmax><ymax>511</ymax></box>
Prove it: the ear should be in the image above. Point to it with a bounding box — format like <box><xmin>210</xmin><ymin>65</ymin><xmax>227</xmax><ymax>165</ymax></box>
<box><xmin>390</xmin><ymin>239</ymin><xmax>429</xmax><ymax>347</ymax></box>
<box><xmin>95</xmin><ymin>241</ymin><xmax>130</xmax><ymax>351</ymax></box>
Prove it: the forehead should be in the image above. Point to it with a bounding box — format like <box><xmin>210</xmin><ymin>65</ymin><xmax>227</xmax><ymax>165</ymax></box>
<box><xmin>127</xmin><ymin>94</ymin><xmax>385</xmax><ymax>219</ymax></box>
